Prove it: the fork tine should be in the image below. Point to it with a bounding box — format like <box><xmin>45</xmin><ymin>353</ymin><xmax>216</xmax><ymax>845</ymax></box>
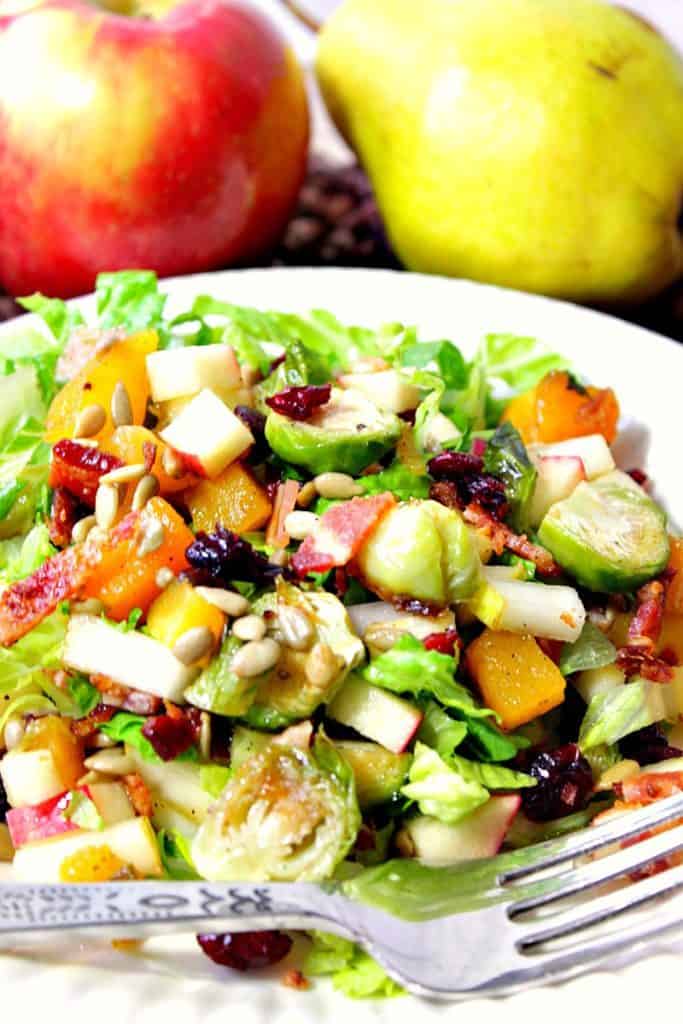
<box><xmin>499</xmin><ymin>791</ymin><xmax>683</xmax><ymax>884</ymax></box>
<box><xmin>509</xmin><ymin>821</ymin><xmax>683</xmax><ymax>915</ymax></box>
<box><xmin>517</xmin><ymin>861</ymin><xmax>683</xmax><ymax>950</ymax></box>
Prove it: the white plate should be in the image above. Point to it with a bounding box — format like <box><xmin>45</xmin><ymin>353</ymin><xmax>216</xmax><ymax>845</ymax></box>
<box><xmin>1</xmin><ymin>266</ymin><xmax>681</xmax><ymax>1022</ymax></box>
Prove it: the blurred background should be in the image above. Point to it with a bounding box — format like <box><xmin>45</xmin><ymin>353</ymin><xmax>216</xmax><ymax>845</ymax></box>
<box><xmin>1</xmin><ymin>0</ymin><xmax>682</xmax><ymax>337</ymax></box>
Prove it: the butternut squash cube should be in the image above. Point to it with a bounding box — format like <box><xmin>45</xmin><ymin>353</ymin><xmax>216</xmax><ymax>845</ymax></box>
<box><xmin>147</xmin><ymin>580</ymin><xmax>225</xmax><ymax>661</ymax></box>
<box><xmin>186</xmin><ymin>462</ymin><xmax>272</xmax><ymax>535</ymax></box>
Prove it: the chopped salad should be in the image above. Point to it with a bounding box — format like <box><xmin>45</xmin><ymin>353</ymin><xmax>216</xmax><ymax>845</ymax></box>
<box><xmin>0</xmin><ymin>270</ymin><xmax>681</xmax><ymax>997</ymax></box>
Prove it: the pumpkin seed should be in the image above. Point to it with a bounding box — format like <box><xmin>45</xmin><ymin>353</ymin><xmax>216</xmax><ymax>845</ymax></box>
<box><xmin>111</xmin><ymin>380</ymin><xmax>133</xmax><ymax>428</ymax></box>
<box><xmin>284</xmin><ymin>510</ymin><xmax>319</xmax><ymax>540</ymax></box>
<box><xmin>100</xmin><ymin>463</ymin><xmax>146</xmax><ymax>486</ymax></box>
<box><xmin>313</xmin><ymin>472</ymin><xmax>362</xmax><ymax>500</ymax></box>
<box><xmin>232</xmin><ymin>614</ymin><xmax>267</xmax><ymax>642</ymax></box>
<box><xmin>74</xmin><ymin>403</ymin><xmax>106</xmax><ymax>439</ymax></box>
<box><xmin>195</xmin><ymin>587</ymin><xmax>250</xmax><ymax>617</ymax></box>
<box><xmin>132</xmin><ymin>473</ymin><xmax>160</xmax><ymax>511</ymax></box>
<box><xmin>95</xmin><ymin>483</ymin><xmax>119</xmax><ymax>529</ymax></box>
<box><xmin>172</xmin><ymin>625</ymin><xmax>215</xmax><ymax>665</ymax></box>
<box><xmin>231</xmin><ymin>637</ymin><xmax>281</xmax><ymax>678</ymax></box>
<box><xmin>71</xmin><ymin>514</ymin><xmax>97</xmax><ymax>544</ymax></box>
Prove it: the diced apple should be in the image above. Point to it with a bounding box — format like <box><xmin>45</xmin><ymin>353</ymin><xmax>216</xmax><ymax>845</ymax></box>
<box><xmin>327</xmin><ymin>675</ymin><xmax>423</xmax><ymax>753</ymax></box>
<box><xmin>0</xmin><ymin>749</ymin><xmax>65</xmax><ymax>808</ymax></box>
<box><xmin>6</xmin><ymin>789</ymin><xmax>81</xmax><ymax>848</ymax></box>
<box><xmin>338</xmin><ymin>369</ymin><xmax>421</xmax><ymax>414</ymax></box>
<box><xmin>159</xmin><ymin>388</ymin><xmax>253</xmax><ymax>478</ymax></box>
<box><xmin>89</xmin><ymin>782</ymin><xmax>135</xmax><ymax>826</ymax></box>
<box><xmin>128</xmin><ymin>748</ymin><xmax>213</xmax><ymax>825</ymax></box>
<box><xmin>63</xmin><ymin>614</ymin><xmax>197</xmax><ymax>702</ymax></box>
<box><xmin>150</xmin><ymin>795</ymin><xmax>199</xmax><ymax>839</ymax></box>
<box><xmin>529</xmin><ymin>455</ymin><xmax>586</xmax><ymax>527</ymax></box>
<box><xmin>528</xmin><ymin>434</ymin><xmax>615</xmax><ymax>481</ymax></box>
<box><xmin>404</xmin><ymin>796</ymin><xmax>522</xmax><ymax>866</ymax></box>
<box><xmin>146</xmin><ymin>344</ymin><xmax>242</xmax><ymax>403</ymax></box>
<box><xmin>486</xmin><ymin>579</ymin><xmax>586</xmax><ymax>642</ymax></box>
<box><xmin>12</xmin><ymin>816</ymin><xmax>163</xmax><ymax>881</ymax></box>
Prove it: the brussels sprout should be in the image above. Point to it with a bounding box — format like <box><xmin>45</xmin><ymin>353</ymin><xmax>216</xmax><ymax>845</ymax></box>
<box><xmin>249</xmin><ymin>581</ymin><xmax>365</xmax><ymax>720</ymax></box>
<box><xmin>538</xmin><ymin>470</ymin><xmax>670</xmax><ymax>593</ymax></box>
<box><xmin>184</xmin><ymin>635</ymin><xmax>260</xmax><ymax>717</ymax></box>
<box><xmin>333</xmin><ymin>740</ymin><xmax>411</xmax><ymax>808</ymax></box>
<box><xmin>191</xmin><ymin>738</ymin><xmax>361</xmax><ymax>882</ymax></box>
<box><xmin>264</xmin><ymin>387</ymin><xmax>401</xmax><ymax>475</ymax></box>
<box><xmin>355</xmin><ymin>500</ymin><xmax>481</xmax><ymax>606</ymax></box>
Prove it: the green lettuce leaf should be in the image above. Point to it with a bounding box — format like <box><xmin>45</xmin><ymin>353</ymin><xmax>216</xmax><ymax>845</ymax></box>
<box><xmin>479</xmin><ymin>333</ymin><xmax>570</xmax><ymax>394</ymax></box>
<box><xmin>0</xmin><ymin>523</ymin><xmax>56</xmax><ymax>584</ymax></box>
<box><xmin>417</xmin><ymin>702</ymin><xmax>468</xmax><ymax>758</ymax></box>
<box><xmin>398</xmin><ymin>339</ymin><xmax>467</xmax><ymax>390</ymax></box>
<box><xmin>304</xmin><ymin>932</ymin><xmax>404</xmax><ymax>999</ymax></box>
<box><xmin>95</xmin><ymin>270</ymin><xmax>167</xmax><ymax>336</ymax></box>
<box><xmin>19</xmin><ymin>294</ymin><xmax>85</xmax><ymax>348</ymax></box>
<box><xmin>463</xmin><ymin>715</ymin><xmax>530</xmax><ymax>762</ymax></box>
<box><xmin>483</xmin><ymin>422</ymin><xmax>537</xmax><ymax>531</ymax></box>
<box><xmin>401</xmin><ymin>743</ymin><xmax>489</xmax><ymax>824</ymax></box>
<box><xmin>100</xmin><ymin>712</ymin><xmax>199</xmax><ymax>764</ymax></box>
<box><xmin>559</xmin><ymin>621</ymin><xmax>617</xmax><ymax>676</ymax></box>
<box><xmin>157</xmin><ymin>829</ymin><xmax>200</xmax><ymax>881</ymax></box>
<box><xmin>199</xmin><ymin>763</ymin><xmax>232</xmax><ymax>798</ymax></box>
<box><xmin>362</xmin><ymin>635</ymin><xmax>495</xmax><ymax>720</ymax></box>
<box><xmin>448</xmin><ymin>754</ymin><xmax>535</xmax><ymax>790</ymax></box>
<box><xmin>358</xmin><ymin>461</ymin><xmax>431</xmax><ymax>501</ymax></box>
<box><xmin>579</xmin><ymin>679</ymin><xmax>663</xmax><ymax>750</ymax></box>
<box><xmin>67</xmin><ymin>676</ymin><xmax>100</xmax><ymax>718</ymax></box>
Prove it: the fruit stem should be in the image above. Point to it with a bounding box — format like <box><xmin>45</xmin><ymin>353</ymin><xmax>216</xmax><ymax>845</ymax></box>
<box><xmin>279</xmin><ymin>0</ymin><xmax>323</xmax><ymax>33</ymax></box>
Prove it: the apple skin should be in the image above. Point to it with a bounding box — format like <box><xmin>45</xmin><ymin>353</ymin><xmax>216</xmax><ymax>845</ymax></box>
<box><xmin>0</xmin><ymin>0</ymin><xmax>309</xmax><ymax>297</ymax></box>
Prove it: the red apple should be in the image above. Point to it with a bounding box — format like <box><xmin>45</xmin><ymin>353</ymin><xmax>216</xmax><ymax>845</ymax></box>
<box><xmin>5</xmin><ymin>788</ymin><xmax>88</xmax><ymax>848</ymax></box>
<box><xmin>0</xmin><ymin>0</ymin><xmax>309</xmax><ymax>298</ymax></box>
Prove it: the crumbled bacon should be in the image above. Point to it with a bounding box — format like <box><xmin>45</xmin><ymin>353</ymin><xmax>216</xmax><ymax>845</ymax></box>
<box><xmin>123</xmin><ymin>773</ymin><xmax>153</xmax><ymax>818</ymax></box>
<box><xmin>48</xmin><ymin>487</ymin><xmax>80</xmax><ymax>547</ymax></box>
<box><xmin>616</xmin><ymin>771</ymin><xmax>683</xmax><ymax>804</ymax></box>
<box><xmin>462</xmin><ymin>503</ymin><xmax>562</xmax><ymax>577</ymax></box>
<box><xmin>292</xmin><ymin>493</ymin><xmax>396</xmax><ymax>577</ymax></box>
<box><xmin>616</xmin><ymin>578</ymin><xmax>674</xmax><ymax>681</ymax></box>
<box><xmin>0</xmin><ymin>545</ymin><xmax>91</xmax><ymax>647</ymax></box>
<box><xmin>89</xmin><ymin>673</ymin><xmax>162</xmax><ymax>715</ymax></box>
<box><xmin>142</xmin><ymin>441</ymin><xmax>157</xmax><ymax>473</ymax></box>
<box><xmin>70</xmin><ymin>703</ymin><xmax>116</xmax><ymax>738</ymax></box>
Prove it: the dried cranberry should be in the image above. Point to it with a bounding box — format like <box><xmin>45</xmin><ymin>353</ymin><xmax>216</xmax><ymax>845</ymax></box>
<box><xmin>48</xmin><ymin>487</ymin><xmax>80</xmax><ymax>547</ymax></box>
<box><xmin>197</xmin><ymin>931</ymin><xmax>292</xmax><ymax>971</ymax></box>
<box><xmin>0</xmin><ymin>775</ymin><xmax>8</xmax><ymax>823</ymax></box>
<box><xmin>465</xmin><ymin>475</ymin><xmax>509</xmax><ymax>517</ymax></box>
<box><xmin>428</xmin><ymin>451</ymin><xmax>484</xmax><ymax>477</ymax></box>
<box><xmin>520</xmin><ymin>744</ymin><xmax>593</xmax><ymax>822</ymax></box>
<box><xmin>234</xmin><ymin>406</ymin><xmax>268</xmax><ymax>462</ymax></box>
<box><xmin>620</xmin><ymin>725</ymin><xmax>683</xmax><ymax>767</ymax></box>
<box><xmin>185</xmin><ymin>526</ymin><xmax>285</xmax><ymax>589</ymax></box>
<box><xmin>141</xmin><ymin>714</ymin><xmax>195</xmax><ymax>761</ymax></box>
<box><xmin>628</xmin><ymin>468</ymin><xmax>648</xmax><ymax>487</ymax></box>
<box><xmin>265</xmin><ymin>384</ymin><xmax>331</xmax><ymax>421</ymax></box>
<box><xmin>49</xmin><ymin>440</ymin><xmax>123</xmax><ymax>505</ymax></box>
<box><xmin>423</xmin><ymin>628</ymin><xmax>460</xmax><ymax>656</ymax></box>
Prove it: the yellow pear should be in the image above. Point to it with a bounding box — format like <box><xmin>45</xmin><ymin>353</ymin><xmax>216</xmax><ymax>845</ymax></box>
<box><xmin>317</xmin><ymin>0</ymin><xmax>683</xmax><ymax>304</ymax></box>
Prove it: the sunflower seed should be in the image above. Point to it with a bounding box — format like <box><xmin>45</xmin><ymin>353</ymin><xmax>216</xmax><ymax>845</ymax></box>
<box><xmin>304</xmin><ymin>641</ymin><xmax>342</xmax><ymax>688</ymax></box>
<box><xmin>172</xmin><ymin>625</ymin><xmax>215</xmax><ymax>665</ymax></box>
<box><xmin>77</xmin><ymin>770</ymin><xmax>108</xmax><ymax>787</ymax></box>
<box><xmin>274</xmin><ymin>604</ymin><xmax>315</xmax><ymax>651</ymax></box>
<box><xmin>231</xmin><ymin>637</ymin><xmax>281</xmax><ymax>678</ymax></box>
<box><xmin>155</xmin><ymin>566</ymin><xmax>175</xmax><ymax>589</ymax></box>
<box><xmin>72</xmin><ymin>598</ymin><xmax>105</xmax><ymax>615</ymax></box>
<box><xmin>83</xmin><ymin>747</ymin><xmax>135</xmax><ymax>775</ymax></box>
<box><xmin>99</xmin><ymin>463</ymin><xmax>146</xmax><ymax>486</ymax></box>
<box><xmin>72</xmin><ymin>438</ymin><xmax>100</xmax><ymax>448</ymax></box>
<box><xmin>71</xmin><ymin>515</ymin><xmax>97</xmax><ymax>544</ymax></box>
<box><xmin>284</xmin><ymin>510</ymin><xmax>319</xmax><ymax>540</ymax></box>
<box><xmin>232</xmin><ymin>614</ymin><xmax>266</xmax><ymax>642</ymax></box>
<box><xmin>3</xmin><ymin>718</ymin><xmax>25</xmax><ymax>751</ymax></box>
<box><xmin>199</xmin><ymin>711</ymin><xmax>211</xmax><ymax>761</ymax></box>
<box><xmin>136</xmin><ymin>519</ymin><xmax>165</xmax><ymax>558</ymax></box>
<box><xmin>95</xmin><ymin>483</ymin><xmax>119</xmax><ymax>529</ymax></box>
<box><xmin>313</xmin><ymin>472</ymin><xmax>362</xmax><ymax>500</ymax></box>
<box><xmin>74</xmin><ymin>403</ymin><xmax>106</xmax><ymax>439</ymax></box>
<box><xmin>111</xmin><ymin>381</ymin><xmax>133</xmax><ymax>428</ymax></box>
<box><xmin>195</xmin><ymin>587</ymin><xmax>250</xmax><ymax>617</ymax></box>
<box><xmin>162</xmin><ymin>447</ymin><xmax>185</xmax><ymax>479</ymax></box>
<box><xmin>132</xmin><ymin>473</ymin><xmax>160</xmax><ymax>511</ymax></box>
<box><xmin>90</xmin><ymin>732</ymin><xmax>118</xmax><ymax>749</ymax></box>
<box><xmin>296</xmin><ymin>480</ymin><xmax>318</xmax><ymax>509</ymax></box>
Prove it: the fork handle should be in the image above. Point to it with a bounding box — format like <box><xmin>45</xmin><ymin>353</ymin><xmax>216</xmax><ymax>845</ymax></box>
<box><xmin>0</xmin><ymin>881</ymin><xmax>350</xmax><ymax>944</ymax></box>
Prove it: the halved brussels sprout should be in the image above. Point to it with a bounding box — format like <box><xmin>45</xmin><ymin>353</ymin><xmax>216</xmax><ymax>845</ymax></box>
<box><xmin>355</xmin><ymin>500</ymin><xmax>481</xmax><ymax>606</ymax></box>
<box><xmin>191</xmin><ymin>738</ymin><xmax>360</xmax><ymax>882</ymax></box>
<box><xmin>249</xmin><ymin>580</ymin><xmax>365</xmax><ymax>720</ymax></box>
<box><xmin>184</xmin><ymin>635</ymin><xmax>260</xmax><ymax>717</ymax></box>
<box><xmin>264</xmin><ymin>387</ymin><xmax>401</xmax><ymax>475</ymax></box>
<box><xmin>538</xmin><ymin>470</ymin><xmax>670</xmax><ymax>593</ymax></box>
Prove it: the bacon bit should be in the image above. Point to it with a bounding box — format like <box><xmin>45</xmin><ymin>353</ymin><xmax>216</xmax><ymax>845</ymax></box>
<box><xmin>48</xmin><ymin>487</ymin><xmax>80</xmax><ymax>547</ymax></box>
<box><xmin>292</xmin><ymin>493</ymin><xmax>396</xmax><ymax>577</ymax></box>
<box><xmin>123</xmin><ymin>773</ymin><xmax>153</xmax><ymax>818</ymax></box>
<box><xmin>592</xmin><ymin>797</ymin><xmax>683</xmax><ymax>879</ymax></box>
<box><xmin>616</xmin><ymin>578</ymin><xmax>673</xmax><ymax>681</ymax></box>
<box><xmin>121</xmin><ymin>690</ymin><xmax>163</xmax><ymax>715</ymax></box>
<box><xmin>142</xmin><ymin>441</ymin><xmax>157</xmax><ymax>473</ymax></box>
<box><xmin>616</xmin><ymin>771</ymin><xmax>683</xmax><ymax>805</ymax></box>
<box><xmin>0</xmin><ymin>511</ymin><xmax>140</xmax><ymax>647</ymax></box>
<box><xmin>266</xmin><ymin>479</ymin><xmax>301</xmax><ymax>550</ymax></box>
<box><xmin>70</xmin><ymin>703</ymin><xmax>116</xmax><ymax>738</ymax></box>
<box><xmin>462</xmin><ymin>503</ymin><xmax>562</xmax><ymax>577</ymax></box>
<box><xmin>282</xmin><ymin>969</ymin><xmax>310</xmax><ymax>992</ymax></box>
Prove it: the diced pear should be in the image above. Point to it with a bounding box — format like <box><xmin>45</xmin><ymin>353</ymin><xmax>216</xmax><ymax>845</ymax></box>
<box><xmin>328</xmin><ymin>675</ymin><xmax>423</xmax><ymax>753</ymax></box>
<box><xmin>146</xmin><ymin>344</ymin><xmax>242</xmax><ymax>403</ymax></box>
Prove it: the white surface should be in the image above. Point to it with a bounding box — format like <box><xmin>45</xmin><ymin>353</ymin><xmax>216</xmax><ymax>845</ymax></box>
<box><xmin>0</xmin><ymin>265</ymin><xmax>682</xmax><ymax>1020</ymax></box>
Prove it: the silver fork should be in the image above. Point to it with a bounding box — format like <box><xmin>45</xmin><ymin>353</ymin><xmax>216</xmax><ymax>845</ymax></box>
<box><xmin>3</xmin><ymin>792</ymin><xmax>683</xmax><ymax>1000</ymax></box>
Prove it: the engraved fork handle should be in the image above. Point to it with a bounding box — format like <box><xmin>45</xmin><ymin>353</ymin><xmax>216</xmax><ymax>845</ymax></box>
<box><xmin>0</xmin><ymin>881</ymin><xmax>352</xmax><ymax>946</ymax></box>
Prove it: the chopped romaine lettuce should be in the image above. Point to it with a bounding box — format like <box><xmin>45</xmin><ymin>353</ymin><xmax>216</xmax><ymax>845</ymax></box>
<box><xmin>62</xmin><ymin>791</ymin><xmax>104</xmax><ymax>831</ymax></box>
<box><xmin>417</xmin><ymin>703</ymin><xmax>468</xmax><ymax>758</ymax></box>
<box><xmin>357</xmin><ymin>461</ymin><xmax>431</xmax><ymax>501</ymax></box>
<box><xmin>67</xmin><ymin>676</ymin><xmax>100</xmax><ymax>718</ymax></box>
<box><xmin>579</xmin><ymin>679</ymin><xmax>665</xmax><ymax>750</ymax></box>
<box><xmin>401</xmin><ymin>743</ymin><xmax>490</xmax><ymax>824</ymax></box>
<box><xmin>559</xmin><ymin>621</ymin><xmax>617</xmax><ymax>676</ymax></box>
<box><xmin>19</xmin><ymin>294</ymin><xmax>84</xmax><ymax>349</ymax></box>
<box><xmin>198</xmin><ymin>764</ymin><xmax>232</xmax><ymax>798</ymax></box>
<box><xmin>100</xmin><ymin>713</ymin><xmax>198</xmax><ymax>764</ymax></box>
<box><xmin>157</xmin><ymin>829</ymin><xmax>200</xmax><ymax>880</ymax></box>
<box><xmin>95</xmin><ymin>270</ymin><xmax>167</xmax><ymax>335</ymax></box>
<box><xmin>448</xmin><ymin>754</ymin><xmax>535</xmax><ymax>790</ymax></box>
<box><xmin>305</xmin><ymin>932</ymin><xmax>404</xmax><ymax>999</ymax></box>
<box><xmin>0</xmin><ymin>523</ymin><xmax>56</xmax><ymax>584</ymax></box>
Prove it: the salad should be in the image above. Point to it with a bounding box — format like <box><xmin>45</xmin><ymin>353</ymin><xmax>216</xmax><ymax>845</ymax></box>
<box><xmin>0</xmin><ymin>270</ymin><xmax>681</xmax><ymax>998</ymax></box>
